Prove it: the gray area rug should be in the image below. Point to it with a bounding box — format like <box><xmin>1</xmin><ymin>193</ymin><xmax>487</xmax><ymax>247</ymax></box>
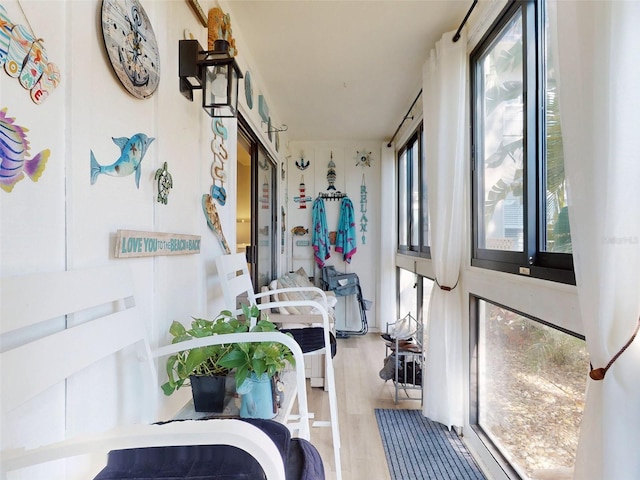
<box><xmin>375</xmin><ymin>409</ymin><xmax>486</xmax><ymax>480</ymax></box>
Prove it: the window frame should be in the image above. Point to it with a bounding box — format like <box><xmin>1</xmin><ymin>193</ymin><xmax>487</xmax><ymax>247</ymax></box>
<box><xmin>397</xmin><ymin>123</ymin><xmax>430</xmax><ymax>258</ymax></box>
<box><xmin>469</xmin><ymin>294</ymin><xmax>587</xmax><ymax>479</ymax></box>
<box><xmin>470</xmin><ymin>0</ymin><xmax>574</xmax><ymax>284</ymax></box>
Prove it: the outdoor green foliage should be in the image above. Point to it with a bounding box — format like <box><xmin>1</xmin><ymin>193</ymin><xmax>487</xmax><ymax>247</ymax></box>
<box><xmin>526</xmin><ymin>323</ymin><xmax>586</xmax><ymax>370</ymax></box>
<box><xmin>161</xmin><ymin>304</ymin><xmax>295</xmax><ymax>395</ymax></box>
<box><xmin>217</xmin><ymin>306</ymin><xmax>296</xmax><ymax>390</ymax></box>
<box><xmin>489</xmin><ymin>307</ymin><xmax>586</xmax><ymax>371</ymax></box>
<box><xmin>481</xmin><ymin>18</ymin><xmax>571</xmax><ymax>252</ymax></box>
<box><xmin>483</xmin><ymin>32</ymin><xmax>525</xmax><ymax>227</ymax></box>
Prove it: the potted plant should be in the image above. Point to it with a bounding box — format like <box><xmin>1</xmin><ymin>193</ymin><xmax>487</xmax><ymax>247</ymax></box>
<box><xmin>217</xmin><ymin>306</ymin><xmax>296</xmax><ymax>419</ymax></box>
<box><xmin>161</xmin><ymin>310</ymin><xmax>247</xmax><ymax>412</ymax></box>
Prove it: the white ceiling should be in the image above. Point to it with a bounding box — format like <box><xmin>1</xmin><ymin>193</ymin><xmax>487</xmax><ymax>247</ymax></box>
<box><xmin>223</xmin><ymin>0</ymin><xmax>472</xmax><ymax>143</ymax></box>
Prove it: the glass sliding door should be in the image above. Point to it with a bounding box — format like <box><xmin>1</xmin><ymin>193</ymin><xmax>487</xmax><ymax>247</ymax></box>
<box><xmin>237</xmin><ymin>132</ymin><xmax>252</xmax><ymax>255</ymax></box>
<box><xmin>237</xmin><ymin>117</ymin><xmax>277</xmax><ymax>290</ymax></box>
<box><xmin>255</xmin><ymin>147</ymin><xmax>275</xmax><ymax>290</ymax></box>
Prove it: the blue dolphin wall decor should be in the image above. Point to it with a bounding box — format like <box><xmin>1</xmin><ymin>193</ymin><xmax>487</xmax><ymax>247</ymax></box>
<box><xmin>90</xmin><ymin>133</ymin><xmax>155</xmax><ymax>188</ymax></box>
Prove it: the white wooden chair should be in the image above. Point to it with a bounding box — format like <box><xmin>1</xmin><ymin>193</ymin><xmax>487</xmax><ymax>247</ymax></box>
<box><xmin>0</xmin><ymin>265</ymin><xmax>312</xmax><ymax>480</ymax></box>
<box><xmin>215</xmin><ymin>253</ymin><xmax>342</xmax><ymax>480</ymax></box>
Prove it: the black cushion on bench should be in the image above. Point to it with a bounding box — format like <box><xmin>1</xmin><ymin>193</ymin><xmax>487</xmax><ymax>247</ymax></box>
<box><xmin>92</xmin><ymin>419</ymin><xmax>324</xmax><ymax>480</ymax></box>
<box><xmin>279</xmin><ymin>327</ymin><xmax>337</xmax><ymax>358</ymax></box>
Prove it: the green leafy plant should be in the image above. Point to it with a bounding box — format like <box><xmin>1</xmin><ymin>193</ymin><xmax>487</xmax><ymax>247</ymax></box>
<box><xmin>217</xmin><ymin>305</ymin><xmax>296</xmax><ymax>390</ymax></box>
<box><xmin>161</xmin><ymin>309</ymin><xmax>247</xmax><ymax>396</ymax></box>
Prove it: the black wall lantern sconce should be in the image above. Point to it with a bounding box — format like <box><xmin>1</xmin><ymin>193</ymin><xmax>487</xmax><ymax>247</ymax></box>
<box><xmin>179</xmin><ymin>39</ymin><xmax>243</xmax><ymax>118</ymax></box>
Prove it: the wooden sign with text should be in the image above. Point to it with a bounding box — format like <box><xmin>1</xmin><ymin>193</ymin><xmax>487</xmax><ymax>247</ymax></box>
<box><xmin>115</xmin><ymin>230</ymin><xmax>201</xmax><ymax>258</ymax></box>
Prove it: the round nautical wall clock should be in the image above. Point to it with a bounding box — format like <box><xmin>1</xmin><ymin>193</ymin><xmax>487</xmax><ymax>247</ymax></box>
<box><xmin>101</xmin><ymin>0</ymin><xmax>161</xmax><ymax>99</ymax></box>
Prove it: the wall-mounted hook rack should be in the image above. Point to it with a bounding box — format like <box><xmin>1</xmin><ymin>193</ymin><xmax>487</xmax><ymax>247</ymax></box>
<box><xmin>318</xmin><ymin>192</ymin><xmax>347</xmax><ymax>201</ymax></box>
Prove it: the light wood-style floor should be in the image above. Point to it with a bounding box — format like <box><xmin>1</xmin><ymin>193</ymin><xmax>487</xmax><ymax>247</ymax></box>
<box><xmin>305</xmin><ymin>333</ymin><xmax>423</xmax><ymax>480</ymax></box>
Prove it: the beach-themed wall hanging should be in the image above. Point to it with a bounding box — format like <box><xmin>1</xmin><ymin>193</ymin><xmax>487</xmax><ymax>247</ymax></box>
<box><xmin>355</xmin><ymin>150</ymin><xmax>372</xmax><ymax>167</ymax></box>
<box><xmin>101</xmin><ymin>0</ymin><xmax>161</xmax><ymax>99</ymax></box>
<box><xmin>294</xmin><ymin>175</ymin><xmax>312</xmax><ymax>209</ymax></box>
<box><xmin>0</xmin><ymin>4</ymin><xmax>61</xmax><ymax>104</ymax></box>
<box><xmin>0</xmin><ymin>108</ymin><xmax>50</xmax><ymax>193</ymax></box>
<box><xmin>90</xmin><ymin>133</ymin><xmax>155</xmax><ymax>188</ymax></box>
<box><xmin>356</xmin><ymin>150</ymin><xmax>371</xmax><ymax>244</ymax></box>
<box><xmin>154</xmin><ymin>162</ymin><xmax>173</xmax><ymax>204</ymax></box>
<box><xmin>258</xmin><ymin>95</ymin><xmax>269</xmax><ymax>123</ymax></box>
<box><xmin>203</xmin><ymin>117</ymin><xmax>230</xmax><ymax>253</ymax></box>
<box><xmin>115</xmin><ymin>229</ymin><xmax>200</xmax><ymax>258</ymax></box>
<box><xmin>360</xmin><ymin>174</ymin><xmax>368</xmax><ymax>244</ymax></box>
<box><xmin>210</xmin><ymin>118</ymin><xmax>228</xmax><ymax>206</ymax></box>
<box><xmin>295</xmin><ymin>151</ymin><xmax>309</xmax><ymax>170</ymax></box>
<box><xmin>291</xmin><ymin>226</ymin><xmax>308</xmax><ymax>236</ymax></box>
<box><xmin>202</xmin><ymin>193</ymin><xmax>230</xmax><ymax>253</ymax></box>
<box><xmin>281</xmin><ymin>206</ymin><xmax>286</xmax><ymax>253</ymax></box>
<box><xmin>326</xmin><ymin>151</ymin><xmax>336</xmax><ymax>191</ymax></box>
<box><xmin>207</xmin><ymin>7</ymin><xmax>237</xmax><ymax>55</ymax></box>
<box><xmin>244</xmin><ymin>69</ymin><xmax>253</xmax><ymax>109</ymax></box>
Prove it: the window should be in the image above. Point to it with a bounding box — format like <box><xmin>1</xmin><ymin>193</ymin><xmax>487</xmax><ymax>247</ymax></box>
<box><xmin>396</xmin><ymin>267</ymin><xmax>434</xmax><ymax>331</ymax></box>
<box><xmin>397</xmin><ymin>125</ymin><xmax>430</xmax><ymax>256</ymax></box>
<box><xmin>471</xmin><ymin>0</ymin><xmax>573</xmax><ymax>283</ymax></box>
<box><xmin>471</xmin><ymin>298</ymin><xmax>588</xmax><ymax>479</ymax></box>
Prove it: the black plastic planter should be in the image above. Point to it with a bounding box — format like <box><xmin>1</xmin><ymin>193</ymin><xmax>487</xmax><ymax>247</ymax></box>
<box><xmin>189</xmin><ymin>375</ymin><xmax>226</xmax><ymax>412</ymax></box>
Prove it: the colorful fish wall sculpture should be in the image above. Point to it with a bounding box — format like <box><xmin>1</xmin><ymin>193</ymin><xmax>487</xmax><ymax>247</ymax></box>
<box><xmin>90</xmin><ymin>134</ymin><xmax>155</xmax><ymax>188</ymax></box>
<box><xmin>0</xmin><ymin>108</ymin><xmax>50</xmax><ymax>193</ymax></box>
<box><xmin>0</xmin><ymin>4</ymin><xmax>61</xmax><ymax>104</ymax></box>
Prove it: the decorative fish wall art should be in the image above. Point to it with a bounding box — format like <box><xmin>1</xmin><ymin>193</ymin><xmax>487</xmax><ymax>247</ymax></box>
<box><xmin>0</xmin><ymin>108</ymin><xmax>50</xmax><ymax>192</ymax></box>
<box><xmin>0</xmin><ymin>4</ymin><xmax>61</xmax><ymax>104</ymax></box>
<box><xmin>202</xmin><ymin>193</ymin><xmax>231</xmax><ymax>254</ymax></box>
<box><xmin>90</xmin><ymin>133</ymin><xmax>155</xmax><ymax>188</ymax></box>
<box><xmin>326</xmin><ymin>152</ymin><xmax>336</xmax><ymax>191</ymax></box>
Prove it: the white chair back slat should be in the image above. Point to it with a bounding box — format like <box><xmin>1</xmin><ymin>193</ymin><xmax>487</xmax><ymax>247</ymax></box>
<box><xmin>1</xmin><ymin>265</ymin><xmax>298</xmax><ymax>480</ymax></box>
<box><xmin>0</xmin><ymin>265</ymin><xmax>134</xmax><ymax>335</ymax></box>
<box><xmin>1</xmin><ymin>308</ymin><xmax>150</xmax><ymax>415</ymax></box>
<box><xmin>215</xmin><ymin>253</ymin><xmax>258</xmax><ymax>307</ymax></box>
<box><xmin>2</xmin><ymin>420</ymin><xmax>286</xmax><ymax>480</ymax></box>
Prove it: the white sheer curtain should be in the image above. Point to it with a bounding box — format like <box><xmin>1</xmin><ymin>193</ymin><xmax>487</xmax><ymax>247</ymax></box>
<box><xmin>551</xmin><ymin>2</ymin><xmax>640</xmax><ymax>478</ymax></box>
<box><xmin>422</xmin><ymin>29</ymin><xmax>467</xmax><ymax>428</ymax></box>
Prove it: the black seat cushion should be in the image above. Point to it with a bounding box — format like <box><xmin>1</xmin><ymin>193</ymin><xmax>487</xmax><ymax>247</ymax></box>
<box><xmin>93</xmin><ymin>419</ymin><xmax>325</xmax><ymax>480</ymax></box>
<box><xmin>280</xmin><ymin>327</ymin><xmax>337</xmax><ymax>358</ymax></box>
<box><xmin>285</xmin><ymin>438</ymin><xmax>326</xmax><ymax>480</ymax></box>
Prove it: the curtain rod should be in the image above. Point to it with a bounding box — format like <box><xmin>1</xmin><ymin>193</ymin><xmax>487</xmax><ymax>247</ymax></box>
<box><xmin>386</xmin><ymin>0</ymin><xmax>476</xmax><ymax>147</ymax></box>
<box><xmin>386</xmin><ymin>89</ymin><xmax>422</xmax><ymax>148</ymax></box>
<box><xmin>453</xmin><ymin>0</ymin><xmax>478</xmax><ymax>42</ymax></box>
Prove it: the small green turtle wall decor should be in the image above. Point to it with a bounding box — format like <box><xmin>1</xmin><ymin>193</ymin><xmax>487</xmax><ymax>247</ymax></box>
<box><xmin>154</xmin><ymin>161</ymin><xmax>173</xmax><ymax>204</ymax></box>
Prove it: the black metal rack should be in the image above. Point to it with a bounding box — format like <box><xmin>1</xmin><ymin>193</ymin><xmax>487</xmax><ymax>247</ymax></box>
<box><xmin>321</xmin><ymin>266</ymin><xmax>369</xmax><ymax>337</ymax></box>
<box><xmin>382</xmin><ymin>313</ymin><xmax>423</xmax><ymax>404</ymax></box>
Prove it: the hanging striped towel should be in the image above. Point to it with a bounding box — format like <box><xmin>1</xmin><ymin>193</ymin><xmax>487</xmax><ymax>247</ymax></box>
<box><xmin>312</xmin><ymin>196</ymin><xmax>330</xmax><ymax>267</ymax></box>
<box><xmin>336</xmin><ymin>197</ymin><xmax>357</xmax><ymax>263</ymax></box>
